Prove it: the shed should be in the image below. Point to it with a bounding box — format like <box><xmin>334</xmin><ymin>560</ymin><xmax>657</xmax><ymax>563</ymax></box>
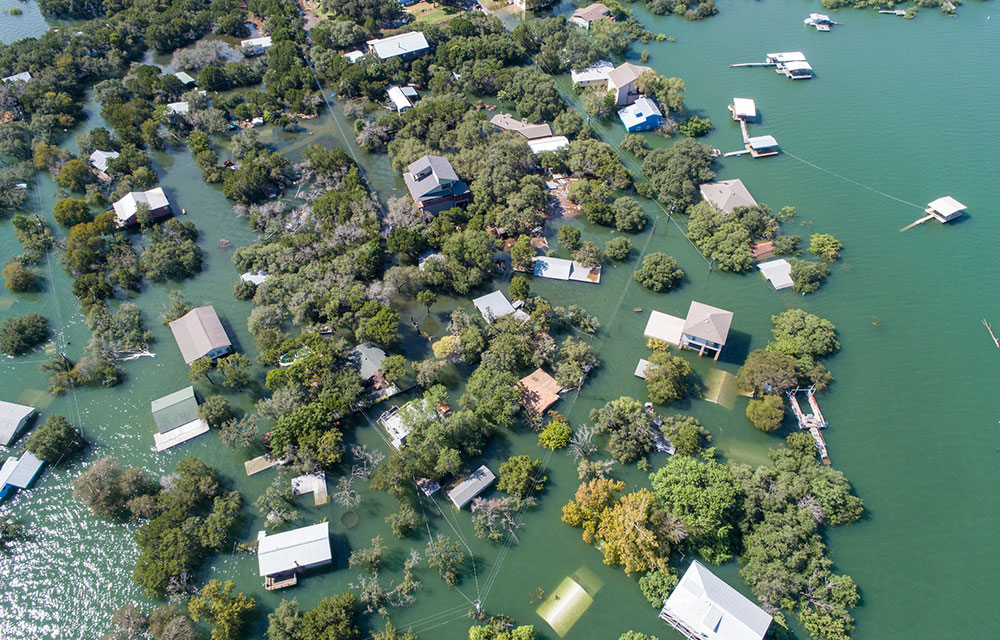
<box><xmin>527</xmin><ymin>136</ymin><xmax>570</xmax><ymax>154</ymax></box>
<box><xmin>0</xmin><ymin>451</ymin><xmax>44</xmax><ymax>500</ymax></box>
<box><xmin>447</xmin><ymin>465</ymin><xmax>496</xmax><ymax>508</ymax></box>
<box><xmin>367</xmin><ymin>32</ymin><xmax>430</xmax><ymax>61</ymax></box>
<box><xmin>643</xmin><ymin>311</ymin><xmax>684</xmax><ymax>346</ymax></box>
<box><xmin>618</xmin><ymin>97</ymin><xmax>664</xmax><ymax>132</ymax></box>
<box><xmin>520</xmin><ymin>368</ymin><xmax>563</xmax><ymax>414</ymax></box>
<box><xmin>173</xmin><ymin>71</ymin><xmax>196</xmax><ymax>85</ymax></box>
<box><xmin>758</xmin><ymin>259</ymin><xmax>793</xmax><ymax>290</ymax></box>
<box><xmin>0</xmin><ymin>401</ymin><xmax>36</xmax><ymax>447</ymax></box>
<box><xmin>571</xmin><ymin>60</ymin><xmax>614</xmax><ymax>87</ymax></box>
<box><xmin>257</xmin><ymin>521</ymin><xmax>332</xmax><ymax>579</ymax></box>
<box><xmin>343</xmin><ymin>50</ymin><xmax>365</xmax><ymax>63</ymax></box>
<box><xmin>416</xmin><ymin>477</ymin><xmax>441</xmax><ymax>496</ymax></box>
<box><xmin>926</xmin><ymin>196</ymin><xmax>966</xmax><ymax>222</ymax></box>
<box><xmin>699</xmin><ymin>179</ymin><xmax>758</xmax><ymax>214</ymax></box>
<box><xmin>168</xmin><ymin>306</ymin><xmax>232</xmax><ymax>364</ymax></box>
<box><xmin>241</xmin><ymin>36</ymin><xmax>273</xmax><ymax>56</ymax></box>
<box><xmin>680</xmin><ymin>301</ymin><xmax>733</xmax><ymax>360</ymax></box>
<box><xmin>659</xmin><ymin>560</ymin><xmax>772</xmax><ymax>640</ymax></box>
<box><xmin>731</xmin><ymin>98</ymin><xmax>757</xmax><ymax>121</ymax></box>
<box><xmin>88</xmin><ymin>150</ymin><xmax>120</xmax><ymax>174</ymax></box>
<box><xmin>151</xmin><ymin>386</ymin><xmax>209</xmax><ymax>452</ymax></box>
<box><xmin>387</xmin><ymin>85</ymin><xmax>413</xmax><ymax>113</ymax></box>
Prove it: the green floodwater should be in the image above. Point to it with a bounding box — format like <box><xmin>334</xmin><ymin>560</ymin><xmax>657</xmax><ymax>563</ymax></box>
<box><xmin>0</xmin><ymin>0</ymin><xmax>54</xmax><ymax>44</ymax></box>
<box><xmin>2</xmin><ymin>1</ymin><xmax>1000</xmax><ymax>638</ymax></box>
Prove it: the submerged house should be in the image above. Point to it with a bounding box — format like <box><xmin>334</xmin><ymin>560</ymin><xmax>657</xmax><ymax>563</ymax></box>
<box><xmin>520</xmin><ymin>368</ymin><xmax>563</xmax><ymax>415</ymax></box>
<box><xmin>402</xmin><ymin>155</ymin><xmax>470</xmax><ymax>213</ymax></box>
<box><xmin>571</xmin><ymin>60</ymin><xmax>614</xmax><ymax>87</ymax></box>
<box><xmin>0</xmin><ymin>451</ymin><xmax>44</xmax><ymax>501</ymax></box>
<box><xmin>570</xmin><ymin>3</ymin><xmax>611</xmax><ymax>29</ymax></box>
<box><xmin>679</xmin><ymin>301</ymin><xmax>733</xmax><ymax>361</ymax></box>
<box><xmin>367</xmin><ymin>32</ymin><xmax>430</xmax><ymax>62</ymax></box>
<box><xmin>618</xmin><ymin>96</ymin><xmax>664</xmax><ymax>132</ymax></box>
<box><xmin>257</xmin><ymin>521</ymin><xmax>333</xmax><ymax>590</ymax></box>
<box><xmin>659</xmin><ymin>560</ymin><xmax>772</xmax><ymax>640</ymax></box>
<box><xmin>349</xmin><ymin>342</ymin><xmax>399</xmax><ymax>401</ymax></box>
<box><xmin>699</xmin><ymin>179</ymin><xmax>758</xmax><ymax>214</ymax></box>
<box><xmin>448</xmin><ymin>465</ymin><xmax>496</xmax><ymax>508</ymax></box>
<box><xmin>607</xmin><ymin>62</ymin><xmax>653</xmax><ymax>105</ymax></box>
<box><xmin>489</xmin><ymin>113</ymin><xmax>553</xmax><ymax>140</ymax></box>
<box><xmin>112</xmin><ymin>187</ymin><xmax>171</xmax><ymax>226</ymax></box>
<box><xmin>378</xmin><ymin>399</ymin><xmax>439</xmax><ymax>449</ymax></box>
<box><xmin>0</xmin><ymin>400</ymin><xmax>36</xmax><ymax>447</ymax></box>
<box><xmin>472</xmin><ymin>290</ymin><xmax>529</xmax><ymax>323</ymax></box>
<box><xmin>151</xmin><ymin>386</ymin><xmax>209</xmax><ymax>452</ymax></box>
<box><xmin>527</xmin><ymin>136</ymin><xmax>570</xmax><ymax>154</ymax></box>
<box><xmin>241</xmin><ymin>36</ymin><xmax>273</xmax><ymax>56</ymax></box>
<box><xmin>88</xmin><ymin>150</ymin><xmax>120</xmax><ymax>181</ymax></box>
<box><xmin>1</xmin><ymin>71</ymin><xmax>31</xmax><ymax>84</ymax></box>
<box><xmin>168</xmin><ymin>306</ymin><xmax>232</xmax><ymax>364</ymax></box>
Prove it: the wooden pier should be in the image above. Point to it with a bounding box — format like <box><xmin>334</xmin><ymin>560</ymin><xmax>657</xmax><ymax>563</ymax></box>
<box><xmin>265</xmin><ymin>574</ymin><xmax>298</xmax><ymax>591</ymax></box>
<box><xmin>787</xmin><ymin>388</ymin><xmax>831</xmax><ymax>465</ymax></box>
<box><xmin>899</xmin><ymin>214</ymin><xmax>935</xmax><ymax>232</ymax></box>
<box><xmin>729</xmin><ymin>62</ymin><xmax>776</xmax><ymax>68</ymax></box>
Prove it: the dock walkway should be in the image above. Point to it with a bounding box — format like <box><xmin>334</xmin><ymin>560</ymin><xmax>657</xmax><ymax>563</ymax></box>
<box><xmin>787</xmin><ymin>388</ymin><xmax>831</xmax><ymax>465</ymax></box>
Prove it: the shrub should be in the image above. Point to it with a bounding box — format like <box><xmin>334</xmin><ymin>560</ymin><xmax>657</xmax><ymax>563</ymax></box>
<box><xmin>605</xmin><ymin>237</ymin><xmax>632</xmax><ymax>261</ymax></box>
<box><xmin>3</xmin><ymin>262</ymin><xmax>35</xmax><ymax>292</ymax></box>
<box><xmin>633</xmin><ymin>253</ymin><xmax>683</xmax><ymax>292</ymax></box>
<box><xmin>558</xmin><ymin>226</ymin><xmax>581</xmax><ymax>251</ymax></box>
<box><xmin>0</xmin><ymin>312</ymin><xmax>49</xmax><ymax>355</ymax></box>
<box><xmin>746</xmin><ymin>395</ymin><xmax>784</xmax><ymax>432</ymax></box>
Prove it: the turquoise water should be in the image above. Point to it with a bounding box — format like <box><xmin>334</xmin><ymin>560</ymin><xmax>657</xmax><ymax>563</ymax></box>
<box><xmin>0</xmin><ymin>0</ymin><xmax>53</xmax><ymax>44</ymax></box>
<box><xmin>2</xmin><ymin>1</ymin><xmax>1000</xmax><ymax>638</ymax></box>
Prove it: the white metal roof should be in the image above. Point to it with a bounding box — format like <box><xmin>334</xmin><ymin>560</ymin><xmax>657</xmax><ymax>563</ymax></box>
<box><xmin>533</xmin><ymin>256</ymin><xmax>573</xmax><ymax>280</ymax></box>
<box><xmin>732</xmin><ymin>98</ymin><xmax>756</xmax><ymax>118</ymax></box>
<box><xmin>643</xmin><ymin>311</ymin><xmax>684</xmax><ymax>346</ymax></box>
<box><xmin>257</xmin><ymin>522</ymin><xmax>332</xmax><ymax>577</ymax></box>
<box><xmin>570</xmin><ymin>61</ymin><xmax>614</xmax><ymax>85</ymax></box>
<box><xmin>927</xmin><ymin>196</ymin><xmax>966</xmax><ymax>216</ymax></box>
<box><xmin>343</xmin><ymin>50</ymin><xmax>365</xmax><ymax>63</ymax></box>
<box><xmin>2</xmin><ymin>71</ymin><xmax>31</xmax><ymax>83</ymax></box>
<box><xmin>387</xmin><ymin>85</ymin><xmax>413</xmax><ymax>112</ymax></box>
<box><xmin>527</xmin><ymin>136</ymin><xmax>569</xmax><ymax>154</ymax></box>
<box><xmin>400</xmin><ymin>86</ymin><xmax>419</xmax><ymax>98</ymax></box>
<box><xmin>241</xmin><ymin>272</ymin><xmax>268</xmax><ymax>285</ymax></box>
<box><xmin>634</xmin><ymin>358</ymin><xmax>652</xmax><ymax>379</ymax></box>
<box><xmin>0</xmin><ymin>451</ymin><xmax>43</xmax><ymax>489</ymax></box>
<box><xmin>758</xmin><ymin>259</ymin><xmax>794</xmax><ymax>290</ymax></box>
<box><xmin>88</xmin><ymin>149</ymin><xmax>119</xmax><ymax>173</ymax></box>
<box><xmin>784</xmin><ymin>60</ymin><xmax>813</xmax><ymax>72</ymax></box>
<box><xmin>447</xmin><ymin>465</ymin><xmax>496</xmax><ymax>508</ymax></box>
<box><xmin>766</xmin><ymin>51</ymin><xmax>807</xmax><ymax>62</ymax></box>
<box><xmin>166</xmin><ymin>101</ymin><xmax>189</xmax><ymax>115</ymax></box>
<box><xmin>0</xmin><ymin>401</ymin><xmax>35</xmax><ymax>446</ymax></box>
<box><xmin>367</xmin><ymin>32</ymin><xmax>430</xmax><ymax>59</ymax></box>
<box><xmin>241</xmin><ymin>36</ymin><xmax>273</xmax><ymax>49</ymax></box>
<box><xmin>112</xmin><ymin>187</ymin><xmax>170</xmax><ymax>222</ymax></box>
<box><xmin>747</xmin><ymin>135</ymin><xmax>778</xmax><ymax>149</ymax></box>
<box><xmin>662</xmin><ymin>561</ymin><xmax>771</xmax><ymax>640</ymax></box>
<box><xmin>473</xmin><ymin>290</ymin><xmax>516</xmax><ymax>321</ymax></box>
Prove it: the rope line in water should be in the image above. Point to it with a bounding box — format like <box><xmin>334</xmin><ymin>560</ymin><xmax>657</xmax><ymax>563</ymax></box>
<box><xmin>782</xmin><ymin>150</ymin><xmax>924</xmax><ymax>209</ymax></box>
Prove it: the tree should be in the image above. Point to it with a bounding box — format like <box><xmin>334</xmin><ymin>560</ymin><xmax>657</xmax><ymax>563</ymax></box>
<box><xmin>746</xmin><ymin>395</ymin><xmax>785</xmax><ymax>432</ymax></box>
<box><xmin>266</xmin><ymin>599</ymin><xmax>302</xmax><ymax>640</ymax></box>
<box><xmin>596</xmin><ymin>489</ymin><xmax>674</xmax><ymax>575</ymax></box>
<box><xmin>592</xmin><ymin>396</ymin><xmax>653</xmax><ymax>464</ymax></box>
<box><xmin>255</xmin><ymin>479</ymin><xmax>298</xmax><ymax>529</ymax></box>
<box><xmin>148</xmin><ymin>605</ymin><xmax>196</xmax><ymax>640</ymax></box>
<box><xmin>808</xmin><ymin>233</ymin><xmax>843</xmax><ymax>262</ymax></box>
<box><xmin>538</xmin><ymin>415</ymin><xmax>572</xmax><ymax>450</ymax></box>
<box><xmin>677</xmin><ymin>116</ymin><xmax>712</xmax><ymax>138</ymax></box>
<box><xmin>220</xmin><ymin>414</ymin><xmax>259</xmax><ymax>448</ymax></box>
<box><xmin>789</xmin><ymin>259</ymin><xmax>830</xmax><ymax>295</ymax></box>
<box><xmin>658</xmin><ymin>415</ymin><xmax>711</xmax><ymax>457</ymax></box>
<box><xmin>163</xmin><ymin>290</ymin><xmax>192</xmax><ymax>326</ymax></box>
<box><xmin>57</xmin><ymin>158</ymin><xmax>93</xmax><ymax>192</ymax></box>
<box><xmin>103</xmin><ymin>603</ymin><xmax>149</xmax><ymax>640</ymax></box>
<box><xmin>189</xmin><ymin>356</ymin><xmax>215</xmax><ymax>385</ymax></box>
<box><xmin>53</xmin><ymin>197</ymin><xmax>93</xmax><ymax>226</ymax></box>
<box><xmin>361</xmin><ymin>307</ymin><xmax>399</xmax><ymax>346</ymax></box>
<box><xmin>300</xmin><ymin>593</ymin><xmax>360</xmax><ymax>640</ymax></box>
<box><xmin>611</xmin><ymin>197</ymin><xmax>648</xmax><ymax>233</ymax></box>
<box><xmin>605</xmin><ymin>236</ymin><xmax>632</xmax><ymax>261</ymax></box>
<box><xmin>217</xmin><ymin>353</ymin><xmax>251</xmax><ymax>390</ymax></box>
<box><xmin>315</xmin><ymin>429</ymin><xmax>345</xmax><ymax>467</ymax></box>
<box><xmin>188</xmin><ymin>580</ymin><xmax>255</xmax><ymax>640</ymax></box>
<box><xmin>498</xmin><ymin>455</ymin><xmax>546</xmax><ymax>498</ymax></box>
<box><xmin>416</xmin><ymin>289</ymin><xmax>437</xmax><ymax>316</ymax></box>
<box><xmin>199</xmin><ymin>395</ymin><xmax>234</xmax><ymax>428</ymax></box>
<box><xmin>736</xmin><ymin>349</ymin><xmax>800</xmax><ymax>396</ymax></box>
<box><xmin>380</xmin><ymin>355</ymin><xmax>407</xmax><ymax>386</ymax></box>
<box><xmin>468</xmin><ymin>616</ymin><xmax>535</xmax><ymax>640</ymax></box>
<box><xmin>349</xmin><ymin>535</ymin><xmax>387</xmax><ymax>574</ymax></box>
<box><xmin>557</xmin><ymin>225</ymin><xmax>581</xmax><ymax>251</ymax></box>
<box><xmin>640</xmin><ymin>138</ymin><xmax>715</xmax><ymax>208</ymax></box>
<box><xmin>639</xmin><ymin>569</ymin><xmax>678</xmax><ymax>608</ymax></box>
<box><xmin>24</xmin><ymin>414</ymin><xmax>83</xmax><ymax>463</ymax></box>
<box><xmin>509</xmin><ymin>275</ymin><xmax>529</xmax><ymax>301</ymax></box>
<box><xmin>573</xmin><ymin>241</ymin><xmax>604</xmax><ymax>268</ymax></box>
<box><xmin>649</xmin><ymin>456</ymin><xmax>740</xmax><ymax>563</ymax></box>
<box><xmin>562</xmin><ymin>477</ymin><xmax>625</xmax><ymax>543</ymax></box>
<box><xmin>3</xmin><ymin>262</ymin><xmax>35</xmax><ymax>292</ymax></box>
<box><xmin>633</xmin><ymin>253</ymin><xmax>683</xmax><ymax>292</ymax></box>
<box><xmin>414</xmin><ymin>358</ymin><xmax>442</xmax><ymax>388</ymax></box>
<box><xmin>769</xmin><ymin>309</ymin><xmax>840</xmax><ymax>361</ymax></box>
<box><xmin>509</xmin><ymin>235</ymin><xmax>535</xmax><ymax>272</ymax></box>
<box><xmin>426</xmin><ymin>534</ymin><xmax>465</xmax><ymax>587</ymax></box>
<box><xmin>0</xmin><ymin>312</ymin><xmax>49</xmax><ymax>355</ymax></box>
<box><xmin>644</xmin><ymin>351</ymin><xmax>691</xmax><ymax>405</ymax></box>
<box><xmin>71</xmin><ymin>456</ymin><xmax>154</xmax><ymax>520</ymax></box>
<box><xmin>386</xmin><ymin>503</ymin><xmax>422</xmax><ymax>539</ymax></box>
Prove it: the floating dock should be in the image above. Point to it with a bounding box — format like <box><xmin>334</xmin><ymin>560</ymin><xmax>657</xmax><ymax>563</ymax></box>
<box><xmin>787</xmin><ymin>388</ymin><xmax>831</xmax><ymax>465</ymax></box>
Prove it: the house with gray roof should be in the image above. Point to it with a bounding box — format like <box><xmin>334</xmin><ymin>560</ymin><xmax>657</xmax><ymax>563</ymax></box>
<box><xmin>367</xmin><ymin>32</ymin><xmax>430</xmax><ymax>61</ymax></box>
<box><xmin>472</xmin><ymin>290</ymin><xmax>529</xmax><ymax>323</ymax></box>
<box><xmin>112</xmin><ymin>187</ymin><xmax>171</xmax><ymax>226</ymax></box>
<box><xmin>699</xmin><ymin>179</ymin><xmax>758</xmax><ymax>214</ymax></box>
<box><xmin>570</xmin><ymin>3</ymin><xmax>611</xmax><ymax>29</ymax></box>
<box><xmin>168</xmin><ymin>306</ymin><xmax>232</xmax><ymax>364</ymax></box>
<box><xmin>257</xmin><ymin>521</ymin><xmax>332</xmax><ymax>589</ymax></box>
<box><xmin>88</xmin><ymin>150</ymin><xmax>120</xmax><ymax>180</ymax></box>
<box><xmin>489</xmin><ymin>113</ymin><xmax>553</xmax><ymax>140</ymax></box>
<box><xmin>402</xmin><ymin>155</ymin><xmax>470</xmax><ymax>213</ymax></box>
<box><xmin>659</xmin><ymin>560</ymin><xmax>771</xmax><ymax>640</ymax></box>
<box><xmin>607</xmin><ymin>62</ymin><xmax>653</xmax><ymax>105</ymax></box>
<box><xmin>0</xmin><ymin>451</ymin><xmax>44</xmax><ymax>501</ymax></box>
<box><xmin>0</xmin><ymin>401</ymin><xmax>35</xmax><ymax>447</ymax></box>
<box><xmin>680</xmin><ymin>301</ymin><xmax>733</xmax><ymax>361</ymax></box>
<box><xmin>448</xmin><ymin>465</ymin><xmax>496</xmax><ymax>508</ymax></box>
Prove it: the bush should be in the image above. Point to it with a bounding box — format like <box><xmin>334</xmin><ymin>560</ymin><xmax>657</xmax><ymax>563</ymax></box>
<box><xmin>645</xmin><ymin>352</ymin><xmax>692</xmax><ymax>404</ymax></box>
<box><xmin>639</xmin><ymin>569</ymin><xmax>679</xmax><ymax>608</ymax></box>
<box><xmin>53</xmin><ymin>198</ymin><xmax>93</xmax><ymax>226</ymax></box>
<box><xmin>573</xmin><ymin>241</ymin><xmax>604</xmax><ymax>268</ymax></box>
<box><xmin>789</xmin><ymin>259</ymin><xmax>830</xmax><ymax>294</ymax></box>
<box><xmin>199</xmin><ymin>395</ymin><xmax>234</xmax><ymax>428</ymax></box>
<box><xmin>233</xmin><ymin>280</ymin><xmax>256</xmax><ymax>300</ymax></box>
<box><xmin>497</xmin><ymin>455</ymin><xmax>546</xmax><ymax>498</ymax></box>
<box><xmin>3</xmin><ymin>262</ymin><xmax>35</xmax><ymax>292</ymax></box>
<box><xmin>0</xmin><ymin>312</ymin><xmax>49</xmax><ymax>355</ymax></box>
<box><xmin>746</xmin><ymin>395</ymin><xmax>784</xmax><ymax>432</ymax></box>
<box><xmin>677</xmin><ymin>116</ymin><xmax>713</xmax><ymax>138</ymax></box>
<box><xmin>25</xmin><ymin>414</ymin><xmax>84</xmax><ymax>463</ymax></box>
<box><xmin>808</xmin><ymin>233</ymin><xmax>843</xmax><ymax>262</ymax></box>
<box><xmin>633</xmin><ymin>253</ymin><xmax>683</xmax><ymax>292</ymax></box>
<box><xmin>611</xmin><ymin>197</ymin><xmax>648</xmax><ymax>233</ymax></box>
<box><xmin>538</xmin><ymin>418</ymin><xmax>572</xmax><ymax>450</ymax></box>
<box><xmin>558</xmin><ymin>226</ymin><xmax>581</xmax><ymax>251</ymax></box>
<box><xmin>605</xmin><ymin>237</ymin><xmax>632</xmax><ymax>261</ymax></box>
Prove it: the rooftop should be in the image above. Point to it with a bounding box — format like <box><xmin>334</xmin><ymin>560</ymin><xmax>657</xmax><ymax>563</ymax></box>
<box><xmin>0</xmin><ymin>451</ymin><xmax>44</xmax><ymax>493</ymax></box>
<box><xmin>173</xmin><ymin>71</ymin><xmax>196</xmax><ymax>85</ymax></box>
<box><xmin>151</xmin><ymin>386</ymin><xmax>200</xmax><ymax>434</ymax></box>
<box><xmin>619</xmin><ymin>96</ymin><xmax>663</xmax><ymax>129</ymax></box>
<box><xmin>758</xmin><ymin>259</ymin><xmax>794</xmax><ymax>290</ymax></box>
<box><xmin>520</xmin><ymin>368</ymin><xmax>563</xmax><ymax>414</ymax></box>
<box><xmin>766</xmin><ymin>51</ymin><xmax>807</xmax><ymax>63</ymax></box>
<box><xmin>367</xmin><ymin>31</ymin><xmax>430</xmax><ymax>59</ymax></box>
<box><xmin>257</xmin><ymin>522</ymin><xmax>332</xmax><ymax>577</ymax></box>
<box><xmin>349</xmin><ymin>343</ymin><xmax>388</xmax><ymax>381</ymax></box>
<box><xmin>732</xmin><ymin>97</ymin><xmax>757</xmax><ymax>119</ymax></box>
<box><xmin>168</xmin><ymin>306</ymin><xmax>231</xmax><ymax>364</ymax></box>
<box><xmin>682</xmin><ymin>302</ymin><xmax>733</xmax><ymax>346</ymax></box>
<box><xmin>166</xmin><ymin>101</ymin><xmax>189</xmax><ymax>115</ymax></box>
<box><xmin>699</xmin><ymin>179</ymin><xmax>758</xmax><ymax>214</ymax></box>
<box><xmin>387</xmin><ymin>85</ymin><xmax>413</xmax><ymax>111</ymax></box>
<box><xmin>489</xmin><ymin>113</ymin><xmax>553</xmax><ymax>140</ymax></box>
<box><xmin>571</xmin><ymin>3</ymin><xmax>611</xmax><ymax>22</ymax></box>
<box><xmin>473</xmin><ymin>290</ymin><xmax>516</xmax><ymax>322</ymax></box>
<box><xmin>2</xmin><ymin>71</ymin><xmax>31</xmax><ymax>83</ymax></box>
<box><xmin>112</xmin><ymin>187</ymin><xmax>170</xmax><ymax>223</ymax></box>
<box><xmin>533</xmin><ymin>256</ymin><xmax>601</xmax><ymax>283</ymax></box>
<box><xmin>447</xmin><ymin>465</ymin><xmax>496</xmax><ymax>508</ymax></box>
<box><xmin>527</xmin><ymin>136</ymin><xmax>570</xmax><ymax>154</ymax></box>
<box><xmin>747</xmin><ymin>135</ymin><xmax>778</xmax><ymax>150</ymax></box>
<box><xmin>570</xmin><ymin>60</ymin><xmax>614</xmax><ymax>84</ymax></box>
<box><xmin>241</xmin><ymin>36</ymin><xmax>273</xmax><ymax>48</ymax></box>
<box><xmin>403</xmin><ymin>155</ymin><xmax>464</xmax><ymax>201</ymax></box>
<box><xmin>927</xmin><ymin>196</ymin><xmax>966</xmax><ymax>216</ymax></box>
<box><xmin>661</xmin><ymin>560</ymin><xmax>771</xmax><ymax>640</ymax></box>
<box><xmin>608</xmin><ymin>62</ymin><xmax>653</xmax><ymax>88</ymax></box>
<box><xmin>643</xmin><ymin>310</ymin><xmax>684</xmax><ymax>346</ymax></box>
<box><xmin>0</xmin><ymin>400</ymin><xmax>35</xmax><ymax>447</ymax></box>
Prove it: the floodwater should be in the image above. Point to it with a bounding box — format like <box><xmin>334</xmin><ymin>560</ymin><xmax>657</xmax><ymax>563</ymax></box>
<box><xmin>0</xmin><ymin>0</ymin><xmax>53</xmax><ymax>44</ymax></box>
<box><xmin>2</xmin><ymin>1</ymin><xmax>1000</xmax><ymax>638</ymax></box>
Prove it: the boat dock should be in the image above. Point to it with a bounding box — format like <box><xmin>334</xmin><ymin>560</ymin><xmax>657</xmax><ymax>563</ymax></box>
<box><xmin>879</xmin><ymin>9</ymin><xmax>906</xmax><ymax>15</ymax></box>
<box><xmin>729</xmin><ymin>62</ymin><xmax>776</xmax><ymax>68</ymax></box>
<box><xmin>787</xmin><ymin>388</ymin><xmax>831</xmax><ymax>465</ymax></box>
